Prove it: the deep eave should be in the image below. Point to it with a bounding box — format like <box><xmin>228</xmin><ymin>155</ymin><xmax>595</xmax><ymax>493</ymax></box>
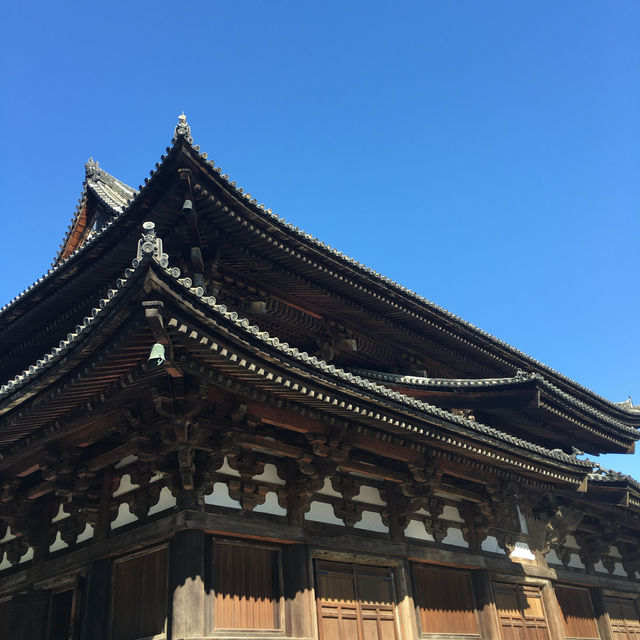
<box><xmin>0</xmin><ymin>247</ymin><xmax>594</xmax><ymax>487</ymax></box>
<box><xmin>0</xmin><ymin>120</ymin><xmax>637</xmax><ymax>454</ymax></box>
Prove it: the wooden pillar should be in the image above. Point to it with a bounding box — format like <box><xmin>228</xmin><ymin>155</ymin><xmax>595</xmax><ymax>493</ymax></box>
<box><xmin>281</xmin><ymin>544</ymin><xmax>314</xmax><ymax>638</ymax></box>
<box><xmin>169</xmin><ymin>529</ymin><xmax>205</xmax><ymax>639</ymax></box>
<box><xmin>79</xmin><ymin>558</ymin><xmax>112</xmax><ymax>640</ymax></box>
<box><xmin>541</xmin><ymin>582</ymin><xmax>566</xmax><ymax>640</ymax></box>
<box><xmin>590</xmin><ymin>587</ymin><xmax>614</xmax><ymax>640</ymax></box>
<box><xmin>471</xmin><ymin>570</ymin><xmax>502</xmax><ymax>640</ymax></box>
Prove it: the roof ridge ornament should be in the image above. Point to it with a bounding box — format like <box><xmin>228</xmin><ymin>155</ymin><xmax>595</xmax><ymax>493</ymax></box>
<box><xmin>173</xmin><ymin>113</ymin><xmax>193</xmax><ymax>144</ymax></box>
<box><xmin>136</xmin><ymin>221</ymin><xmax>169</xmax><ymax>268</ymax></box>
<box><xmin>85</xmin><ymin>157</ymin><xmax>100</xmax><ymax>178</ymax></box>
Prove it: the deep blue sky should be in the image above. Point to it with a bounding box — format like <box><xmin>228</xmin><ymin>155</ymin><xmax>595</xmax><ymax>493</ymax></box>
<box><xmin>1</xmin><ymin>2</ymin><xmax>638</xmax><ymax>475</ymax></box>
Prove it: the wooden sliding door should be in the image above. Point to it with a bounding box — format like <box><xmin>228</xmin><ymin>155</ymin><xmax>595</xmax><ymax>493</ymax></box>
<box><xmin>315</xmin><ymin>560</ymin><xmax>398</xmax><ymax>640</ymax></box>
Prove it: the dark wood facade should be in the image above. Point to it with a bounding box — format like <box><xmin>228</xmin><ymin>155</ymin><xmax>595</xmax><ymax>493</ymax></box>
<box><xmin>1</xmin><ymin>115</ymin><xmax>640</xmax><ymax>640</ymax></box>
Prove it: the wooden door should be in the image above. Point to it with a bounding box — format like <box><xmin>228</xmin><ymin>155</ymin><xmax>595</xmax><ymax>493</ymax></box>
<box><xmin>605</xmin><ymin>596</ymin><xmax>640</xmax><ymax>640</ymax></box>
<box><xmin>315</xmin><ymin>560</ymin><xmax>399</xmax><ymax>640</ymax></box>
<box><xmin>494</xmin><ymin>583</ymin><xmax>550</xmax><ymax>640</ymax></box>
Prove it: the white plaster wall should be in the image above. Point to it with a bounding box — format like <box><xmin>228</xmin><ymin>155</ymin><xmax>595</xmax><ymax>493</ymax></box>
<box><xmin>52</xmin><ymin>504</ymin><xmax>70</xmax><ymax>523</ymax></box>
<box><xmin>353</xmin><ymin>486</ymin><xmax>386</xmax><ymax>506</ymax></box>
<box><xmin>216</xmin><ymin>457</ymin><xmax>240</xmax><ymax>477</ymax></box>
<box><xmin>0</xmin><ymin>527</ymin><xmax>15</xmax><ymax>543</ymax></box>
<box><xmin>252</xmin><ymin>464</ymin><xmax>285</xmax><ymax>485</ymax></box>
<box><xmin>112</xmin><ymin>503</ymin><xmax>137</xmax><ymax>529</ymax></box>
<box><xmin>404</xmin><ymin>519</ymin><xmax>435</xmax><ymax>542</ymax></box>
<box><xmin>510</xmin><ymin>542</ymin><xmax>535</xmax><ymax>561</ymax></box>
<box><xmin>317</xmin><ymin>478</ymin><xmax>342</xmax><ymax>498</ymax></box>
<box><xmin>305</xmin><ymin>501</ymin><xmax>344</xmax><ymax>526</ymax></box>
<box><xmin>593</xmin><ymin>560</ymin><xmax>608</xmax><ymax>574</ymax></box>
<box><xmin>253</xmin><ymin>492</ymin><xmax>286</xmax><ymax>516</ymax></box>
<box><xmin>19</xmin><ymin>547</ymin><xmax>33</xmax><ymax>564</ymax></box>
<box><xmin>567</xmin><ymin>553</ymin><xmax>585</xmax><ymax>569</ymax></box>
<box><xmin>442</xmin><ymin>527</ymin><xmax>468</xmax><ymax>548</ymax></box>
<box><xmin>114</xmin><ymin>454</ymin><xmax>138</xmax><ymax>470</ymax></box>
<box><xmin>49</xmin><ymin>531</ymin><xmax>69</xmax><ymax>553</ymax></box>
<box><xmin>204</xmin><ymin>483</ymin><xmax>241</xmax><ymax>509</ymax></box>
<box><xmin>354</xmin><ymin>511</ymin><xmax>389</xmax><ymax>534</ymax></box>
<box><xmin>545</xmin><ymin>549</ymin><xmax>562</xmax><ymax>565</ymax></box>
<box><xmin>481</xmin><ymin>536</ymin><xmax>506</xmax><ymax>554</ymax></box>
<box><xmin>113</xmin><ymin>474</ymin><xmax>140</xmax><ymax>497</ymax></box>
<box><xmin>440</xmin><ymin>505</ymin><xmax>464</xmax><ymax>523</ymax></box>
<box><xmin>76</xmin><ymin>523</ymin><xmax>94</xmax><ymax>543</ymax></box>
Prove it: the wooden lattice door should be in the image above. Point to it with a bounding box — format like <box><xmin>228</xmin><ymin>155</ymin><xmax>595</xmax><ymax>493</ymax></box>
<box><xmin>315</xmin><ymin>559</ymin><xmax>399</xmax><ymax>640</ymax></box>
<box><xmin>494</xmin><ymin>583</ymin><xmax>550</xmax><ymax>640</ymax></box>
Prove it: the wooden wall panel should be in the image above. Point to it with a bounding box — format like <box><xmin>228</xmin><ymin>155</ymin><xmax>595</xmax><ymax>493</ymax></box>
<box><xmin>315</xmin><ymin>560</ymin><xmax>398</xmax><ymax>640</ymax></box>
<box><xmin>9</xmin><ymin>592</ymin><xmax>49</xmax><ymax>640</ymax></box>
<box><xmin>605</xmin><ymin>596</ymin><xmax>640</xmax><ymax>640</ymax></box>
<box><xmin>0</xmin><ymin>599</ymin><xmax>12</xmax><ymax>640</ymax></box>
<box><xmin>412</xmin><ymin>563</ymin><xmax>479</xmax><ymax>635</ymax></box>
<box><xmin>555</xmin><ymin>585</ymin><xmax>599</xmax><ymax>639</ymax></box>
<box><xmin>48</xmin><ymin>591</ymin><xmax>74</xmax><ymax>640</ymax></box>
<box><xmin>214</xmin><ymin>542</ymin><xmax>279</xmax><ymax>630</ymax></box>
<box><xmin>112</xmin><ymin>547</ymin><xmax>167</xmax><ymax>640</ymax></box>
<box><xmin>494</xmin><ymin>583</ymin><xmax>550</xmax><ymax>640</ymax></box>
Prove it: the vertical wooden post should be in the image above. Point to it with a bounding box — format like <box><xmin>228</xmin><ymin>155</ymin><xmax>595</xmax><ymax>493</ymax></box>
<box><xmin>281</xmin><ymin>544</ymin><xmax>314</xmax><ymax>638</ymax></box>
<box><xmin>541</xmin><ymin>582</ymin><xmax>565</xmax><ymax>640</ymax></box>
<box><xmin>590</xmin><ymin>587</ymin><xmax>614</xmax><ymax>640</ymax></box>
<box><xmin>79</xmin><ymin>558</ymin><xmax>111</xmax><ymax>640</ymax></box>
<box><xmin>471</xmin><ymin>570</ymin><xmax>502</xmax><ymax>640</ymax></box>
<box><xmin>169</xmin><ymin>529</ymin><xmax>205</xmax><ymax>640</ymax></box>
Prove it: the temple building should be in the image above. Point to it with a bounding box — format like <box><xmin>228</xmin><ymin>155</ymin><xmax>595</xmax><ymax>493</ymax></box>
<box><xmin>1</xmin><ymin>115</ymin><xmax>640</xmax><ymax>640</ymax></box>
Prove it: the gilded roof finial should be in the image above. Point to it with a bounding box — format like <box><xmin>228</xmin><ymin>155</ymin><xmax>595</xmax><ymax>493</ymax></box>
<box><xmin>173</xmin><ymin>113</ymin><xmax>193</xmax><ymax>144</ymax></box>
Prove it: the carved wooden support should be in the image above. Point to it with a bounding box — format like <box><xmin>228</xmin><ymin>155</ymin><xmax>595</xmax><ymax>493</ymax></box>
<box><xmin>576</xmin><ymin>532</ymin><xmax>610</xmax><ymax>573</ymax></box>
<box><xmin>618</xmin><ymin>542</ymin><xmax>640</xmax><ymax>580</ymax></box>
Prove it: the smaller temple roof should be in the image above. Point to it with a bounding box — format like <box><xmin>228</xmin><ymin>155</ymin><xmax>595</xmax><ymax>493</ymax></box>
<box><xmin>54</xmin><ymin>159</ymin><xmax>138</xmax><ymax>264</ymax></box>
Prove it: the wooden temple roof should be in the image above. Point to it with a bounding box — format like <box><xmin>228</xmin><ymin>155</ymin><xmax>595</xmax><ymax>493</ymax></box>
<box><xmin>350</xmin><ymin>369</ymin><xmax>640</xmax><ymax>455</ymax></box>
<box><xmin>0</xmin><ymin>114</ymin><xmax>638</xmax><ymax>465</ymax></box>
<box><xmin>0</xmin><ymin>235</ymin><xmax>594</xmax><ymax>494</ymax></box>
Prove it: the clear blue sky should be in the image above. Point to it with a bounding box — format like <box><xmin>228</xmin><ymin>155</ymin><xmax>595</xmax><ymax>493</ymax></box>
<box><xmin>1</xmin><ymin>1</ymin><xmax>638</xmax><ymax>475</ymax></box>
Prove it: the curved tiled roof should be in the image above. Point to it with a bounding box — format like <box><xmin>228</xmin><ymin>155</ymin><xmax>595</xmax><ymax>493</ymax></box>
<box><xmin>349</xmin><ymin>369</ymin><xmax>640</xmax><ymax>437</ymax></box>
<box><xmin>52</xmin><ymin>159</ymin><xmax>138</xmax><ymax>265</ymax></box>
<box><xmin>0</xmin><ymin>225</ymin><xmax>593</xmax><ymax>477</ymax></box>
<box><xmin>0</xmin><ymin>115</ymin><xmax>637</xmax><ymax>433</ymax></box>
<box><xmin>349</xmin><ymin>368</ymin><xmax>537</xmax><ymax>388</ymax></box>
<box><xmin>589</xmin><ymin>465</ymin><xmax>640</xmax><ymax>493</ymax></box>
